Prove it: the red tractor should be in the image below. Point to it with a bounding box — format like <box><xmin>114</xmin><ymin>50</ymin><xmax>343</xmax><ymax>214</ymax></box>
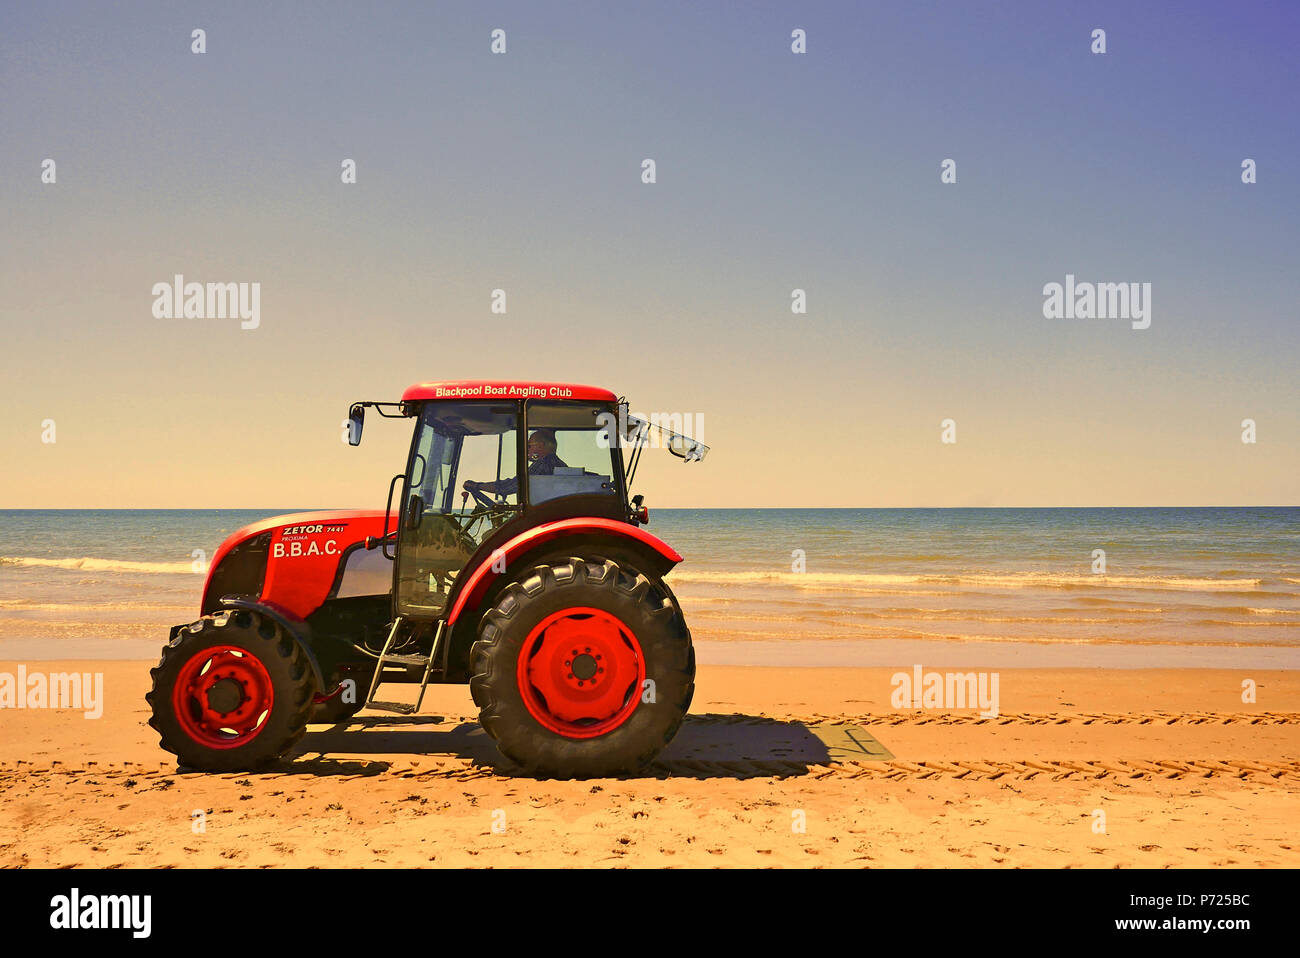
<box><xmin>146</xmin><ymin>381</ymin><xmax>707</xmax><ymax>777</ymax></box>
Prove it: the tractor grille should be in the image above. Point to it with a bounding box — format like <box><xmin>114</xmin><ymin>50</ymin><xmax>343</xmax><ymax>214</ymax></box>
<box><xmin>201</xmin><ymin>531</ymin><xmax>271</xmax><ymax>614</ymax></box>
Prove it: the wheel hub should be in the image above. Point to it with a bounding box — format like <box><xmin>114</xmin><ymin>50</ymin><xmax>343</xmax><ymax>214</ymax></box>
<box><xmin>517</xmin><ymin>607</ymin><xmax>645</xmax><ymax>739</ymax></box>
<box><xmin>570</xmin><ymin>652</ymin><xmax>599</xmax><ymax>681</ymax></box>
<box><xmin>171</xmin><ymin>646</ymin><xmax>275</xmax><ymax>749</ymax></box>
<box><xmin>205</xmin><ymin>677</ymin><xmax>244</xmax><ymax>714</ymax></box>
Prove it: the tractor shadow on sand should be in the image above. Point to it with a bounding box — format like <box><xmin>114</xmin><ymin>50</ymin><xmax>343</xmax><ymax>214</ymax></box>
<box><xmin>288</xmin><ymin>713</ymin><xmax>891</xmax><ymax>779</ymax></box>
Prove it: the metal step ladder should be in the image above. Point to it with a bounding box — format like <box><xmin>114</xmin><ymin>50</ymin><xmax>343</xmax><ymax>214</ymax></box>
<box><xmin>364</xmin><ymin>617</ymin><xmax>444</xmax><ymax>715</ymax></box>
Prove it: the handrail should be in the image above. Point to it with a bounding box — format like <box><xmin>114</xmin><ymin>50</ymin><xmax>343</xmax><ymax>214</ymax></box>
<box><xmin>381</xmin><ymin>473</ymin><xmax>403</xmax><ymax>559</ymax></box>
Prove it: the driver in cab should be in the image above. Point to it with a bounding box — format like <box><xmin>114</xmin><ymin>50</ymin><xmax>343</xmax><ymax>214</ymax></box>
<box><xmin>464</xmin><ymin>429</ymin><xmax>566</xmax><ymax>498</ymax></box>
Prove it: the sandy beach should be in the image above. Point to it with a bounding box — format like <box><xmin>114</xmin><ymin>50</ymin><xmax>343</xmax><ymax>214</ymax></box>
<box><xmin>2</xmin><ymin>659</ymin><xmax>1297</xmax><ymax>868</ymax></box>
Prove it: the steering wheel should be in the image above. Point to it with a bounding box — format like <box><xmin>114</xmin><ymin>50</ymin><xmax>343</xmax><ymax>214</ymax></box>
<box><xmin>465</xmin><ymin>483</ymin><xmax>499</xmax><ymax>511</ymax></box>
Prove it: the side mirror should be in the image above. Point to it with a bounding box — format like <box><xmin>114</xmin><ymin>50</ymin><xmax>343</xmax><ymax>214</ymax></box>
<box><xmin>667</xmin><ymin>434</ymin><xmax>707</xmax><ymax>462</ymax></box>
<box><xmin>406</xmin><ymin>493</ymin><xmax>424</xmax><ymax>530</ymax></box>
<box><xmin>347</xmin><ymin>404</ymin><xmax>365</xmax><ymax>446</ymax></box>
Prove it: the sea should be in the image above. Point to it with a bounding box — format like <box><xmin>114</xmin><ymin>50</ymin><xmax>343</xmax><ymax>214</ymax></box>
<box><xmin>1</xmin><ymin>508</ymin><xmax>1297</xmax><ymax>666</ymax></box>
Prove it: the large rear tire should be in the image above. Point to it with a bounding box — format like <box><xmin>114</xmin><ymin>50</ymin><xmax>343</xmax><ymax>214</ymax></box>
<box><xmin>469</xmin><ymin>557</ymin><xmax>694</xmax><ymax>778</ymax></box>
<box><xmin>146</xmin><ymin>610</ymin><xmax>316</xmax><ymax>771</ymax></box>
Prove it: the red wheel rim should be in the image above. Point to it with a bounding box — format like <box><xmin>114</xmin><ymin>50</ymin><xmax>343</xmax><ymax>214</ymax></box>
<box><xmin>516</xmin><ymin>607</ymin><xmax>645</xmax><ymax>739</ymax></box>
<box><xmin>172</xmin><ymin>645</ymin><xmax>275</xmax><ymax>749</ymax></box>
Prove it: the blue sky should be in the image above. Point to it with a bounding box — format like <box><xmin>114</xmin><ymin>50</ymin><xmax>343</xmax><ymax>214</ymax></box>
<box><xmin>2</xmin><ymin>1</ymin><xmax>1297</xmax><ymax>506</ymax></box>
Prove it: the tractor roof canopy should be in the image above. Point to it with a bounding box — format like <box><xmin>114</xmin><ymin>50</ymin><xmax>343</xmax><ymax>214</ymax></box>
<box><xmin>402</xmin><ymin>381</ymin><xmax>617</xmax><ymax>403</ymax></box>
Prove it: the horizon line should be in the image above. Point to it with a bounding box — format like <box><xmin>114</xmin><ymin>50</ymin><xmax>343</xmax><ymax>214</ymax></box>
<box><xmin>1</xmin><ymin>505</ymin><xmax>1297</xmax><ymax>512</ymax></box>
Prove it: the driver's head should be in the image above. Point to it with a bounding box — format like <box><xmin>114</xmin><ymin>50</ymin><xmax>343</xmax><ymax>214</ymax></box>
<box><xmin>526</xmin><ymin>429</ymin><xmax>557</xmax><ymax>461</ymax></box>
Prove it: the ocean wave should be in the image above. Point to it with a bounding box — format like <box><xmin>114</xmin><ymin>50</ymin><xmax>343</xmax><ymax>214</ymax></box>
<box><xmin>691</xmin><ymin>625</ymin><xmax>1296</xmax><ymax>648</ymax></box>
<box><xmin>689</xmin><ymin>608</ymin><xmax>1171</xmax><ymax>626</ymax></box>
<box><xmin>669</xmin><ymin>570</ymin><xmax>1267</xmax><ymax>592</ymax></box>
<box><xmin>2</xmin><ymin>555</ymin><xmax>1285</xmax><ymax>596</ymax></box>
<box><xmin>0</xmin><ymin>556</ymin><xmax>197</xmax><ymax>575</ymax></box>
<box><xmin>0</xmin><ymin>598</ymin><xmax>189</xmax><ymax>611</ymax></box>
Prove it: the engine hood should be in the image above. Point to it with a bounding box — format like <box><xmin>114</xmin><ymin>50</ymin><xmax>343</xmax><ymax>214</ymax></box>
<box><xmin>202</xmin><ymin>510</ymin><xmax>390</xmax><ymax>616</ymax></box>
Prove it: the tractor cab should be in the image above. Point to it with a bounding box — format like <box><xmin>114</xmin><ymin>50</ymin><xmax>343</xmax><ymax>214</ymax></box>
<box><xmin>349</xmin><ymin>382</ymin><xmax>707</xmax><ymax>625</ymax></box>
<box><xmin>390</xmin><ymin>393</ymin><xmax>626</xmax><ymax>618</ymax></box>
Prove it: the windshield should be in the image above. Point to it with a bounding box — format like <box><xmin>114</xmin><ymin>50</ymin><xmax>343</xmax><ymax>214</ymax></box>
<box><xmin>410</xmin><ymin>402</ymin><xmax>519</xmax><ymax>514</ymax></box>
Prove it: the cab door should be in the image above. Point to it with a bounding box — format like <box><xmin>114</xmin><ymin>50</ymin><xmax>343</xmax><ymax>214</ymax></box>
<box><xmin>393</xmin><ymin>401</ymin><xmax>520</xmax><ymax>618</ymax></box>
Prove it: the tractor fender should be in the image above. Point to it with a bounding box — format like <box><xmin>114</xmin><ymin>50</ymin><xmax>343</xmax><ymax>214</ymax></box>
<box><xmin>445</xmin><ymin>518</ymin><xmax>683</xmax><ymax>629</ymax></box>
<box><xmin>216</xmin><ymin>595</ymin><xmax>327</xmax><ymax>693</ymax></box>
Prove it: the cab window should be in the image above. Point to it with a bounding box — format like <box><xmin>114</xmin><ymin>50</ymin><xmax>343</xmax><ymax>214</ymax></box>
<box><xmin>525</xmin><ymin>401</ymin><xmax>619</xmax><ymax>505</ymax></box>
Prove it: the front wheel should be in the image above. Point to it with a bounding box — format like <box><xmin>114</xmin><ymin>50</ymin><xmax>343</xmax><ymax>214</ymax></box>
<box><xmin>146</xmin><ymin>610</ymin><xmax>317</xmax><ymax>771</ymax></box>
<box><xmin>470</xmin><ymin>557</ymin><xmax>694</xmax><ymax>778</ymax></box>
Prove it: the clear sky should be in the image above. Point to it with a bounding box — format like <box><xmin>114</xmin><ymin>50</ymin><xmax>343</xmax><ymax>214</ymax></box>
<box><xmin>2</xmin><ymin>1</ymin><xmax>1296</xmax><ymax>508</ymax></box>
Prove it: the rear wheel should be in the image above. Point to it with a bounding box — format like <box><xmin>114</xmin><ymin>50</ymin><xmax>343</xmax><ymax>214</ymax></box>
<box><xmin>470</xmin><ymin>557</ymin><xmax>694</xmax><ymax>778</ymax></box>
<box><xmin>146</xmin><ymin>610</ymin><xmax>316</xmax><ymax>771</ymax></box>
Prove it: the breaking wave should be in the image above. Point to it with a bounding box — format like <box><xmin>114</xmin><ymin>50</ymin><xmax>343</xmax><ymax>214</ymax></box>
<box><xmin>0</xmin><ymin>556</ymin><xmax>196</xmax><ymax>575</ymax></box>
<box><xmin>667</xmin><ymin>570</ymin><xmax>1268</xmax><ymax>592</ymax></box>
